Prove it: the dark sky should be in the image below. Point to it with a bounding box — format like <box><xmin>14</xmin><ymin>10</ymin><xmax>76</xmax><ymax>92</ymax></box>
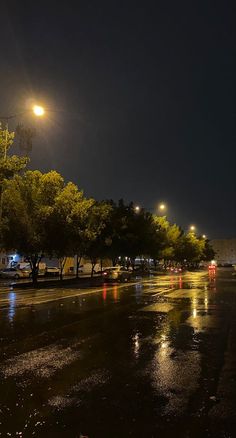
<box><xmin>1</xmin><ymin>1</ymin><xmax>236</xmax><ymax>238</ymax></box>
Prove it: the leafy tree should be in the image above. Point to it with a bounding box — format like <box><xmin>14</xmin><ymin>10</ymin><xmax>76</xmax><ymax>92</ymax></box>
<box><xmin>0</xmin><ymin>125</ymin><xmax>29</xmax><ymax>242</ymax></box>
<box><xmin>84</xmin><ymin>202</ymin><xmax>113</xmax><ymax>275</ymax></box>
<box><xmin>202</xmin><ymin>239</ymin><xmax>215</xmax><ymax>261</ymax></box>
<box><xmin>0</xmin><ymin>125</ymin><xmax>28</xmax><ymax>180</ymax></box>
<box><xmin>174</xmin><ymin>232</ymin><xmax>204</xmax><ymax>265</ymax></box>
<box><xmin>151</xmin><ymin>215</ymin><xmax>182</xmax><ymax>263</ymax></box>
<box><xmin>45</xmin><ymin>181</ymin><xmax>95</xmax><ymax>279</ymax></box>
<box><xmin>1</xmin><ymin>170</ymin><xmax>65</xmax><ymax>284</ymax></box>
<box><xmin>97</xmin><ymin>200</ymin><xmax>159</xmax><ymax>269</ymax></box>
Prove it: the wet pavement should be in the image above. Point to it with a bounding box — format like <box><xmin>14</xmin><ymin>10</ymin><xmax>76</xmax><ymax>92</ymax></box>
<box><xmin>0</xmin><ymin>269</ymin><xmax>236</xmax><ymax>437</ymax></box>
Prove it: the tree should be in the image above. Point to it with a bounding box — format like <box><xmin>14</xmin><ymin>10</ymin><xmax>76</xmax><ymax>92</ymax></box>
<box><xmin>1</xmin><ymin>169</ymin><xmax>115</xmax><ymax>283</ymax></box>
<box><xmin>151</xmin><ymin>215</ymin><xmax>182</xmax><ymax>263</ymax></box>
<box><xmin>45</xmin><ymin>181</ymin><xmax>95</xmax><ymax>279</ymax></box>
<box><xmin>0</xmin><ymin>125</ymin><xmax>29</xmax><ymax>180</ymax></box>
<box><xmin>0</xmin><ymin>125</ymin><xmax>29</xmax><ymax>242</ymax></box>
<box><xmin>84</xmin><ymin>202</ymin><xmax>113</xmax><ymax>275</ymax></box>
<box><xmin>174</xmin><ymin>232</ymin><xmax>205</xmax><ymax>266</ymax></box>
<box><xmin>98</xmin><ymin>200</ymin><xmax>159</xmax><ymax>269</ymax></box>
<box><xmin>1</xmin><ymin>170</ymin><xmax>65</xmax><ymax>284</ymax></box>
<box><xmin>202</xmin><ymin>239</ymin><xmax>215</xmax><ymax>261</ymax></box>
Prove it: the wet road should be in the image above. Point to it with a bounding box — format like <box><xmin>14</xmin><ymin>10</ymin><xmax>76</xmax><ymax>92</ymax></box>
<box><xmin>0</xmin><ymin>270</ymin><xmax>236</xmax><ymax>437</ymax></box>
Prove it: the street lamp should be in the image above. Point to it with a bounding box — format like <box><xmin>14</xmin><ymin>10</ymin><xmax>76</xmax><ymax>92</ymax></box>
<box><xmin>189</xmin><ymin>225</ymin><xmax>196</xmax><ymax>233</ymax></box>
<box><xmin>202</xmin><ymin>234</ymin><xmax>207</xmax><ymax>239</ymax></box>
<box><xmin>158</xmin><ymin>202</ymin><xmax>167</xmax><ymax>214</ymax></box>
<box><xmin>1</xmin><ymin>104</ymin><xmax>45</xmax><ymax>160</ymax></box>
<box><xmin>32</xmin><ymin>105</ymin><xmax>45</xmax><ymax>117</ymax></box>
<box><xmin>134</xmin><ymin>205</ymin><xmax>140</xmax><ymax>213</ymax></box>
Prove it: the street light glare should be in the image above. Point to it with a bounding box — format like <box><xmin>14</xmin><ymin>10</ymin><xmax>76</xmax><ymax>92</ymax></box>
<box><xmin>190</xmin><ymin>225</ymin><xmax>195</xmax><ymax>232</ymax></box>
<box><xmin>33</xmin><ymin>105</ymin><xmax>45</xmax><ymax>116</ymax></box>
<box><xmin>134</xmin><ymin>205</ymin><xmax>140</xmax><ymax>213</ymax></box>
<box><xmin>159</xmin><ymin>203</ymin><xmax>166</xmax><ymax>211</ymax></box>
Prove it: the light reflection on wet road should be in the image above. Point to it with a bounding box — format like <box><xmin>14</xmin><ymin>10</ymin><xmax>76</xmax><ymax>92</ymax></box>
<box><xmin>0</xmin><ymin>270</ymin><xmax>236</xmax><ymax>437</ymax></box>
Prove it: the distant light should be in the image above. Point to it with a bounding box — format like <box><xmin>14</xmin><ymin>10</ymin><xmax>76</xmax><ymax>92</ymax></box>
<box><xmin>33</xmin><ymin>105</ymin><xmax>45</xmax><ymax>116</ymax></box>
<box><xmin>190</xmin><ymin>225</ymin><xmax>196</xmax><ymax>232</ymax></box>
<box><xmin>134</xmin><ymin>205</ymin><xmax>140</xmax><ymax>213</ymax></box>
<box><xmin>159</xmin><ymin>203</ymin><xmax>166</xmax><ymax>211</ymax></box>
<box><xmin>202</xmin><ymin>234</ymin><xmax>207</xmax><ymax>239</ymax></box>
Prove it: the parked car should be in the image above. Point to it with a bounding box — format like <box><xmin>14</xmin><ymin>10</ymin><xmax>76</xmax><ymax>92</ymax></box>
<box><xmin>102</xmin><ymin>266</ymin><xmax>132</xmax><ymax>282</ymax></box>
<box><xmin>0</xmin><ymin>267</ymin><xmax>30</xmax><ymax>279</ymax></box>
<box><xmin>45</xmin><ymin>267</ymin><xmax>60</xmax><ymax>277</ymax></box>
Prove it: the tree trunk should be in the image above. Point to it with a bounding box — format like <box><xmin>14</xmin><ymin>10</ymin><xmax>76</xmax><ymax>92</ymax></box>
<box><xmin>90</xmin><ymin>258</ymin><xmax>97</xmax><ymax>277</ymax></box>
<box><xmin>112</xmin><ymin>257</ymin><xmax>117</xmax><ymax>267</ymax></box>
<box><xmin>130</xmin><ymin>258</ymin><xmax>135</xmax><ymax>271</ymax></box>
<box><xmin>59</xmin><ymin>257</ymin><xmax>67</xmax><ymax>280</ymax></box>
<box><xmin>30</xmin><ymin>254</ymin><xmax>42</xmax><ymax>287</ymax></box>
<box><xmin>76</xmin><ymin>255</ymin><xmax>82</xmax><ymax>278</ymax></box>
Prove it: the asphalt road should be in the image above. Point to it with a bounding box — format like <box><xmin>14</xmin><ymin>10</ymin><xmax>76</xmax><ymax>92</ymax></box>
<box><xmin>0</xmin><ymin>270</ymin><xmax>236</xmax><ymax>437</ymax></box>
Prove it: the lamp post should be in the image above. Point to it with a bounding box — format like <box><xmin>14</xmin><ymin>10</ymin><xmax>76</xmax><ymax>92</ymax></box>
<box><xmin>0</xmin><ymin>105</ymin><xmax>45</xmax><ymax>226</ymax></box>
<box><xmin>0</xmin><ymin>104</ymin><xmax>45</xmax><ymax>160</ymax></box>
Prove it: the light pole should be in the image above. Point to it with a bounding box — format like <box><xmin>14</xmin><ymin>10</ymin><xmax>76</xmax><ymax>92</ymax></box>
<box><xmin>0</xmin><ymin>104</ymin><xmax>45</xmax><ymax>160</ymax></box>
<box><xmin>0</xmin><ymin>105</ymin><xmax>45</xmax><ymax>227</ymax></box>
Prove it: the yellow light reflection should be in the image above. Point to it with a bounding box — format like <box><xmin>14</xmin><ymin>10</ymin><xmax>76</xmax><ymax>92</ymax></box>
<box><xmin>133</xmin><ymin>333</ymin><xmax>140</xmax><ymax>358</ymax></box>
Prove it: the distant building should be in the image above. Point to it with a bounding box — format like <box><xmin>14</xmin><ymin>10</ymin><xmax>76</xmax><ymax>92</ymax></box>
<box><xmin>211</xmin><ymin>239</ymin><xmax>236</xmax><ymax>265</ymax></box>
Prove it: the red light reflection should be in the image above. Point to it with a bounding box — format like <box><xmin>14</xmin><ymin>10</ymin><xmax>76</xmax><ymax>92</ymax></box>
<box><xmin>103</xmin><ymin>285</ymin><xmax>107</xmax><ymax>301</ymax></box>
<box><xmin>179</xmin><ymin>276</ymin><xmax>183</xmax><ymax>289</ymax></box>
<box><xmin>113</xmin><ymin>285</ymin><xmax>118</xmax><ymax>301</ymax></box>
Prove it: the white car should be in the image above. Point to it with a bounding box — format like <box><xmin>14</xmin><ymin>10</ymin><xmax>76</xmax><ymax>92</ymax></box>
<box><xmin>102</xmin><ymin>266</ymin><xmax>131</xmax><ymax>282</ymax></box>
<box><xmin>0</xmin><ymin>267</ymin><xmax>30</xmax><ymax>279</ymax></box>
<box><xmin>45</xmin><ymin>267</ymin><xmax>60</xmax><ymax>276</ymax></box>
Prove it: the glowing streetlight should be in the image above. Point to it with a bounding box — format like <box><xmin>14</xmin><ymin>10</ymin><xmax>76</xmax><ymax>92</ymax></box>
<box><xmin>134</xmin><ymin>205</ymin><xmax>140</xmax><ymax>213</ymax></box>
<box><xmin>1</xmin><ymin>104</ymin><xmax>46</xmax><ymax>160</ymax></box>
<box><xmin>202</xmin><ymin>234</ymin><xmax>207</xmax><ymax>239</ymax></box>
<box><xmin>190</xmin><ymin>225</ymin><xmax>196</xmax><ymax>232</ymax></box>
<box><xmin>32</xmin><ymin>105</ymin><xmax>45</xmax><ymax>117</ymax></box>
<box><xmin>158</xmin><ymin>202</ymin><xmax>167</xmax><ymax>213</ymax></box>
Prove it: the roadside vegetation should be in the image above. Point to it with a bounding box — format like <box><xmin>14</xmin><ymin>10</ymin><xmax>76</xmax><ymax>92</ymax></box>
<box><xmin>0</xmin><ymin>125</ymin><xmax>214</xmax><ymax>285</ymax></box>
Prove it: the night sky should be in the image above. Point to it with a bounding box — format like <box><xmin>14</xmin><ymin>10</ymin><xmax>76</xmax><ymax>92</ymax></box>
<box><xmin>1</xmin><ymin>1</ymin><xmax>235</xmax><ymax>238</ymax></box>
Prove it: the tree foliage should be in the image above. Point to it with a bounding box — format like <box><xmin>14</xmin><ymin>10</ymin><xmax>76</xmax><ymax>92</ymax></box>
<box><xmin>0</xmin><ymin>126</ymin><xmax>28</xmax><ymax>182</ymax></box>
<box><xmin>0</xmin><ymin>165</ymin><xmax>215</xmax><ymax>283</ymax></box>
